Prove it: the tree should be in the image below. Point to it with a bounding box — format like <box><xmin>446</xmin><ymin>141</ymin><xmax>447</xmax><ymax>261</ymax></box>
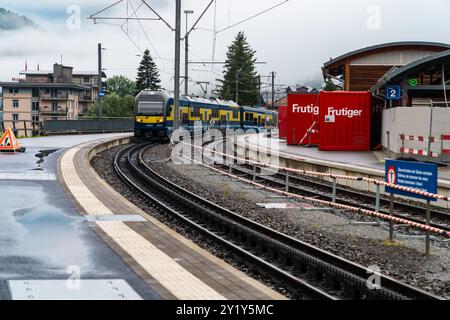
<box><xmin>217</xmin><ymin>32</ymin><xmax>259</xmax><ymax>106</ymax></box>
<box><xmin>107</xmin><ymin>75</ymin><xmax>136</xmax><ymax>97</ymax></box>
<box><xmin>135</xmin><ymin>49</ymin><xmax>161</xmax><ymax>94</ymax></box>
<box><xmin>88</xmin><ymin>93</ymin><xmax>134</xmax><ymax>118</ymax></box>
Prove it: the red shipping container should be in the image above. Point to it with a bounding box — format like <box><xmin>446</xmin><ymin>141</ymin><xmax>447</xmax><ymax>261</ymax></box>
<box><xmin>278</xmin><ymin>106</ymin><xmax>288</xmax><ymax>139</ymax></box>
<box><xmin>286</xmin><ymin>94</ymin><xmax>320</xmax><ymax>145</ymax></box>
<box><xmin>319</xmin><ymin>91</ymin><xmax>371</xmax><ymax>151</ymax></box>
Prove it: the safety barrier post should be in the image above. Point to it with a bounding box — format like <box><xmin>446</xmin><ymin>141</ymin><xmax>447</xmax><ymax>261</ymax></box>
<box><xmin>285</xmin><ymin>171</ymin><xmax>290</xmax><ymax>193</ymax></box>
<box><xmin>332</xmin><ymin>177</ymin><xmax>337</xmax><ymax>203</ymax></box>
<box><xmin>386</xmin><ymin>131</ymin><xmax>391</xmax><ymax>159</ymax></box>
<box><xmin>426</xmin><ymin>200</ymin><xmax>431</xmax><ymax>256</ymax></box>
<box><xmin>375</xmin><ymin>183</ymin><xmax>381</xmax><ymax>212</ymax></box>
<box><xmin>401</xmin><ymin>134</ymin><xmax>405</xmax><ymax>158</ymax></box>
<box><xmin>389</xmin><ymin>193</ymin><xmax>394</xmax><ymax>241</ymax></box>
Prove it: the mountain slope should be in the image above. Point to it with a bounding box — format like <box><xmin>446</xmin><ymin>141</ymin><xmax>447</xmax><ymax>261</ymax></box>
<box><xmin>0</xmin><ymin>8</ymin><xmax>37</xmax><ymax>31</ymax></box>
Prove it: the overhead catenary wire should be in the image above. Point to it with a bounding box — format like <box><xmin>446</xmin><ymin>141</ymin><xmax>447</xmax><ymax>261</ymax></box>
<box><xmin>89</xmin><ymin>0</ymin><xmax>124</xmax><ymax>18</ymax></box>
<box><xmin>126</xmin><ymin>0</ymin><xmax>162</xmax><ymax>59</ymax></box>
<box><xmin>216</xmin><ymin>0</ymin><xmax>290</xmax><ymax>34</ymax></box>
<box><xmin>141</xmin><ymin>0</ymin><xmax>174</xmax><ymax>31</ymax></box>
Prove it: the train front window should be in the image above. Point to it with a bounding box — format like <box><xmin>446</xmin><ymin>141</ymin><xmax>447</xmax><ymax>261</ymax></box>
<box><xmin>138</xmin><ymin>101</ymin><xmax>164</xmax><ymax>116</ymax></box>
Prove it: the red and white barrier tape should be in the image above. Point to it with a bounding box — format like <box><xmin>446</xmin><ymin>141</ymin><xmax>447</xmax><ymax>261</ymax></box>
<box><xmin>181</xmin><ymin>141</ymin><xmax>450</xmax><ymax>201</ymax></box>
<box><xmin>400</xmin><ymin>147</ymin><xmax>439</xmax><ymax>158</ymax></box>
<box><xmin>400</xmin><ymin>134</ymin><xmax>450</xmax><ymax>143</ymax></box>
<box><xmin>180</xmin><ymin>154</ymin><xmax>450</xmax><ymax>238</ymax></box>
<box><xmin>400</xmin><ymin>134</ymin><xmax>436</xmax><ymax>143</ymax></box>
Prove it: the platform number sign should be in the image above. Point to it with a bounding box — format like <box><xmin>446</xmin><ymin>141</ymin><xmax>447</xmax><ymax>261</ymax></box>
<box><xmin>386</xmin><ymin>86</ymin><xmax>401</xmax><ymax>100</ymax></box>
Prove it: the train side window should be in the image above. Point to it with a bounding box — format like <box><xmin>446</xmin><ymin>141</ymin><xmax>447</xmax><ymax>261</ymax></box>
<box><xmin>233</xmin><ymin>110</ymin><xmax>239</xmax><ymax>119</ymax></box>
<box><xmin>204</xmin><ymin>110</ymin><xmax>208</xmax><ymax>121</ymax></box>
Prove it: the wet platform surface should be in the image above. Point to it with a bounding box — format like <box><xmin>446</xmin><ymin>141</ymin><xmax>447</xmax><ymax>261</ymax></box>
<box><xmin>0</xmin><ymin>134</ymin><xmax>159</xmax><ymax>300</ymax></box>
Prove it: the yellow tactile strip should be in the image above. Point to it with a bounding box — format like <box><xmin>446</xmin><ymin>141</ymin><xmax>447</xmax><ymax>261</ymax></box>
<box><xmin>97</xmin><ymin>221</ymin><xmax>225</xmax><ymax>300</ymax></box>
<box><xmin>60</xmin><ymin>147</ymin><xmax>113</xmax><ymax>216</ymax></box>
<box><xmin>59</xmin><ymin>138</ymin><xmax>287</xmax><ymax>300</ymax></box>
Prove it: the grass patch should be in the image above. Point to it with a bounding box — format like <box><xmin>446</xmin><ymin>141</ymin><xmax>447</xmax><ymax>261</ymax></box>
<box><xmin>382</xmin><ymin>240</ymin><xmax>403</xmax><ymax>247</ymax></box>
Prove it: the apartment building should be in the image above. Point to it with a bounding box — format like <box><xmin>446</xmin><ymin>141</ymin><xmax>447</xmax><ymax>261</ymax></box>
<box><xmin>0</xmin><ymin>63</ymin><xmax>105</xmax><ymax>137</ymax></box>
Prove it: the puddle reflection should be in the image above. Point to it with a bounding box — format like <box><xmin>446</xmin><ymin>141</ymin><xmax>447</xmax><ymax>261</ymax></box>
<box><xmin>0</xmin><ymin>183</ymin><xmax>90</xmax><ymax>274</ymax></box>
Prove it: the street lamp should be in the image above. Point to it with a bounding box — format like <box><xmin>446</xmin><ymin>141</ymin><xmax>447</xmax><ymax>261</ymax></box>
<box><xmin>184</xmin><ymin>10</ymin><xmax>194</xmax><ymax>96</ymax></box>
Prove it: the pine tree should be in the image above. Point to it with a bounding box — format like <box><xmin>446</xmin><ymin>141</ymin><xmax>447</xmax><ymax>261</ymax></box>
<box><xmin>218</xmin><ymin>32</ymin><xmax>259</xmax><ymax>106</ymax></box>
<box><xmin>136</xmin><ymin>49</ymin><xmax>161</xmax><ymax>94</ymax></box>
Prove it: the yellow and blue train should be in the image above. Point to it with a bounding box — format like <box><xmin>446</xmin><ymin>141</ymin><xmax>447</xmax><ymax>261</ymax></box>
<box><xmin>134</xmin><ymin>90</ymin><xmax>277</xmax><ymax>138</ymax></box>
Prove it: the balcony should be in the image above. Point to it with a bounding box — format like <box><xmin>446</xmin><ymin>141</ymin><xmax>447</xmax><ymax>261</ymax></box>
<box><xmin>39</xmin><ymin>109</ymin><xmax>68</xmax><ymax>116</ymax></box>
<box><xmin>40</xmin><ymin>93</ymin><xmax>68</xmax><ymax>100</ymax></box>
<box><xmin>79</xmin><ymin>95</ymin><xmax>93</xmax><ymax>102</ymax></box>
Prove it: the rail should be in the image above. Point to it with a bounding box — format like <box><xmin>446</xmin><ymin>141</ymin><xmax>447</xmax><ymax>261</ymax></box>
<box><xmin>116</xmin><ymin>142</ymin><xmax>441</xmax><ymax>300</ymax></box>
<box><xmin>181</xmin><ymin>140</ymin><xmax>450</xmax><ymax>202</ymax></box>
<box><xmin>181</xmin><ymin>152</ymin><xmax>450</xmax><ymax>238</ymax></box>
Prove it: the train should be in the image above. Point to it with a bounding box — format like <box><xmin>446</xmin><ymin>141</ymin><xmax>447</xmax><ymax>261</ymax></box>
<box><xmin>134</xmin><ymin>90</ymin><xmax>278</xmax><ymax>139</ymax></box>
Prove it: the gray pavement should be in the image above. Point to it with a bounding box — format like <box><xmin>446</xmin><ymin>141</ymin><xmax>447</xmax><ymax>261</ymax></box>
<box><xmin>0</xmin><ymin>134</ymin><xmax>159</xmax><ymax>300</ymax></box>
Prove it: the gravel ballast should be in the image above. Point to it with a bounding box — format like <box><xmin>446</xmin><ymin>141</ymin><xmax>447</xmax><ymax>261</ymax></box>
<box><xmin>91</xmin><ymin>143</ymin><xmax>450</xmax><ymax>299</ymax></box>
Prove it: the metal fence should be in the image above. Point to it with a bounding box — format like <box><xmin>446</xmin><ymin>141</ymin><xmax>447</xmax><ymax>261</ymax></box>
<box><xmin>43</xmin><ymin>118</ymin><xmax>134</xmax><ymax>134</ymax></box>
<box><xmin>1</xmin><ymin>119</ymin><xmax>134</xmax><ymax>137</ymax></box>
<box><xmin>1</xmin><ymin>120</ymin><xmax>44</xmax><ymax>137</ymax></box>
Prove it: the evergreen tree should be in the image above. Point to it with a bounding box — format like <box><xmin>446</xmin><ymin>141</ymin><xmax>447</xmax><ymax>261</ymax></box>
<box><xmin>136</xmin><ymin>49</ymin><xmax>161</xmax><ymax>94</ymax></box>
<box><xmin>218</xmin><ymin>32</ymin><xmax>259</xmax><ymax>106</ymax></box>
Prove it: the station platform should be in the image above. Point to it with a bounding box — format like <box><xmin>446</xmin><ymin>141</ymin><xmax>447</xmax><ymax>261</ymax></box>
<box><xmin>0</xmin><ymin>134</ymin><xmax>284</xmax><ymax>300</ymax></box>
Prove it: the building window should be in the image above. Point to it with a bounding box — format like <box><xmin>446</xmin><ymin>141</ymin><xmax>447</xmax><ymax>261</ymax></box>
<box><xmin>32</xmin><ymin>88</ymin><xmax>39</xmax><ymax>97</ymax></box>
<box><xmin>32</xmin><ymin>115</ymin><xmax>39</xmax><ymax>122</ymax></box>
<box><xmin>83</xmin><ymin>77</ymin><xmax>90</xmax><ymax>83</ymax></box>
<box><xmin>9</xmin><ymin>88</ymin><xmax>19</xmax><ymax>94</ymax></box>
<box><xmin>13</xmin><ymin>100</ymin><xmax>19</xmax><ymax>108</ymax></box>
<box><xmin>12</xmin><ymin>114</ymin><xmax>19</xmax><ymax>121</ymax></box>
<box><xmin>32</xmin><ymin>101</ymin><xmax>40</xmax><ymax>112</ymax></box>
<box><xmin>52</xmin><ymin>102</ymin><xmax>58</xmax><ymax>112</ymax></box>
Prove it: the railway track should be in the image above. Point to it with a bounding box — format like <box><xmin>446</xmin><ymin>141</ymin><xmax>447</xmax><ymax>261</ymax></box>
<box><xmin>205</xmin><ymin>140</ymin><xmax>450</xmax><ymax>233</ymax></box>
<box><xmin>113</xmin><ymin>142</ymin><xmax>440</xmax><ymax>300</ymax></box>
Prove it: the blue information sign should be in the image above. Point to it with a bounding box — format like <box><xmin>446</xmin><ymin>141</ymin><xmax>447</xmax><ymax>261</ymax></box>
<box><xmin>386</xmin><ymin>86</ymin><xmax>401</xmax><ymax>100</ymax></box>
<box><xmin>385</xmin><ymin>160</ymin><xmax>438</xmax><ymax>201</ymax></box>
<box><xmin>99</xmin><ymin>91</ymin><xmax>106</xmax><ymax>97</ymax></box>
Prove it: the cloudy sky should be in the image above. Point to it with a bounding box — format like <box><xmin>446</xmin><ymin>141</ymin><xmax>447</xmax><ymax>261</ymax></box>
<box><xmin>1</xmin><ymin>0</ymin><xmax>450</xmax><ymax>94</ymax></box>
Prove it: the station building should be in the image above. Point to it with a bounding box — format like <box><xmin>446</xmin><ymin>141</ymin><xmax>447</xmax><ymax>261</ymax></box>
<box><xmin>0</xmin><ymin>63</ymin><xmax>105</xmax><ymax>137</ymax></box>
<box><xmin>322</xmin><ymin>42</ymin><xmax>450</xmax><ymax>91</ymax></box>
<box><xmin>371</xmin><ymin>49</ymin><xmax>450</xmax><ymax>161</ymax></box>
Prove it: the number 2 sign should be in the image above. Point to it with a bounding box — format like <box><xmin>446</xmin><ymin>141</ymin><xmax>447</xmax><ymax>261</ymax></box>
<box><xmin>386</xmin><ymin>86</ymin><xmax>401</xmax><ymax>100</ymax></box>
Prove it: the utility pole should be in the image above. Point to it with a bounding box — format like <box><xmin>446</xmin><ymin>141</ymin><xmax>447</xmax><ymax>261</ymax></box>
<box><xmin>98</xmin><ymin>43</ymin><xmax>103</xmax><ymax>121</ymax></box>
<box><xmin>184</xmin><ymin>10</ymin><xmax>194</xmax><ymax>96</ymax></box>
<box><xmin>174</xmin><ymin>0</ymin><xmax>182</xmax><ymax>131</ymax></box>
<box><xmin>271</xmin><ymin>71</ymin><xmax>275</xmax><ymax>110</ymax></box>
